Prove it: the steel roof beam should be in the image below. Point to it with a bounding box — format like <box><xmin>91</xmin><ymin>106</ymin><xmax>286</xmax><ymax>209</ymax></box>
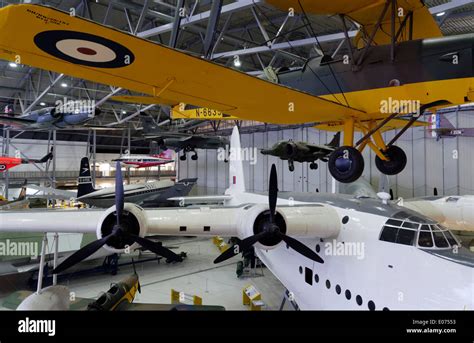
<box><xmin>138</xmin><ymin>0</ymin><xmax>261</xmax><ymax>38</ymax></box>
<box><xmin>212</xmin><ymin>31</ymin><xmax>357</xmax><ymax>59</ymax></box>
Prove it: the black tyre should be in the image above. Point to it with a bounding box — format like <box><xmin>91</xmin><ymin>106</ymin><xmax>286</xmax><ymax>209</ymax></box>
<box><xmin>179</xmin><ymin>154</ymin><xmax>186</xmax><ymax>161</ymax></box>
<box><xmin>191</xmin><ymin>154</ymin><xmax>198</xmax><ymax>161</ymax></box>
<box><xmin>309</xmin><ymin>162</ymin><xmax>318</xmax><ymax>170</ymax></box>
<box><xmin>328</xmin><ymin>146</ymin><xmax>364</xmax><ymax>183</ymax></box>
<box><xmin>375</xmin><ymin>145</ymin><xmax>407</xmax><ymax>175</ymax></box>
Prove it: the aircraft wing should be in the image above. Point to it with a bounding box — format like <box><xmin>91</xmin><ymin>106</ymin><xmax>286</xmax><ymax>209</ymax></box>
<box><xmin>315</xmin><ymin>117</ymin><xmax>429</xmax><ymax>132</ymax></box>
<box><xmin>27</xmin><ymin>185</ymin><xmax>76</xmax><ymax>200</ymax></box>
<box><xmin>0</xmin><ymin>4</ymin><xmax>363</xmax><ymax>126</ymax></box>
<box><xmin>0</xmin><ymin>115</ymin><xmax>36</xmax><ymax>128</ymax></box>
<box><xmin>265</xmin><ymin>0</ymin><xmax>442</xmax><ymax>47</ymax></box>
<box><xmin>0</xmin><ymin>202</ymin><xmax>339</xmax><ymax>240</ymax></box>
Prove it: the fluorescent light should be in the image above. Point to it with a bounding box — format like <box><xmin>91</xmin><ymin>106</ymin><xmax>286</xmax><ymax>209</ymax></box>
<box><xmin>436</xmin><ymin>11</ymin><xmax>445</xmax><ymax>17</ymax></box>
<box><xmin>40</xmin><ymin>102</ymin><xmax>46</xmax><ymax>106</ymax></box>
<box><xmin>122</xmin><ymin>110</ymin><xmax>127</xmax><ymax>114</ymax></box>
<box><xmin>233</xmin><ymin>59</ymin><xmax>241</xmax><ymax>67</ymax></box>
<box><xmin>8</xmin><ymin>62</ymin><xmax>18</xmax><ymax>68</ymax></box>
<box><xmin>60</xmin><ymin>82</ymin><xmax>68</xmax><ymax>88</ymax></box>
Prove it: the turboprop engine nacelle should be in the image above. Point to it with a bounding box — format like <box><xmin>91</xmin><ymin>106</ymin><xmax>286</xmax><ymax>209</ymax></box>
<box><xmin>96</xmin><ymin>203</ymin><xmax>148</xmax><ymax>253</ymax></box>
<box><xmin>238</xmin><ymin>203</ymin><xmax>341</xmax><ymax>250</ymax></box>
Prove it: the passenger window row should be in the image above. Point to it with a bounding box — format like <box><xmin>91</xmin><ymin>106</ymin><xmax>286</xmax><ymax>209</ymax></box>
<box><xmin>301</xmin><ymin>266</ymin><xmax>389</xmax><ymax>311</ymax></box>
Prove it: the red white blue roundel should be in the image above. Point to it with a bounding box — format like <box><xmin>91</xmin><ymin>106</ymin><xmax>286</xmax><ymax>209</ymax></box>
<box><xmin>34</xmin><ymin>31</ymin><xmax>135</xmax><ymax>68</ymax></box>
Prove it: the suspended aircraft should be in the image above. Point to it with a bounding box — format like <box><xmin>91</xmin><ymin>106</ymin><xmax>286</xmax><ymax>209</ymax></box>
<box><xmin>140</xmin><ymin>116</ymin><xmax>229</xmax><ymax>161</ymax></box>
<box><xmin>113</xmin><ymin>149</ymin><xmax>174</xmax><ymax>169</ymax></box>
<box><xmin>0</xmin><ymin>127</ymin><xmax>472</xmax><ymax>310</ymax></box>
<box><xmin>261</xmin><ymin>132</ymin><xmax>340</xmax><ymax>171</ymax></box>
<box><xmin>0</xmin><ymin>3</ymin><xmax>469</xmax><ymax>182</ymax></box>
<box><xmin>0</xmin><ymin>148</ymin><xmax>53</xmax><ymax>172</ymax></box>
<box><xmin>0</xmin><ymin>102</ymin><xmax>101</xmax><ymax>130</ymax></box>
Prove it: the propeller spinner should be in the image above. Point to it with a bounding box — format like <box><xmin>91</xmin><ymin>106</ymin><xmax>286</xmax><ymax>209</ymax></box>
<box><xmin>53</xmin><ymin>161</ymin><xmax>182</xmax><ymax>274</ymax></box>
<box><xmin>214</xmin><ymin>164</ymin><xmax>324</xmax><ymax>264</ymax></box>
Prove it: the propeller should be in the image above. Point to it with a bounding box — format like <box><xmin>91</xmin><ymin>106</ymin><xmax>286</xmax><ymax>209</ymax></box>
<box><xmin>53</xmin><ymin>161</ymin><xmax>182</xmax><ymax>274</ymax></box>
<box><xmin>214</xmin><ymin>164</ymin><xmax>324</xmax><ymax>264</ymax></box>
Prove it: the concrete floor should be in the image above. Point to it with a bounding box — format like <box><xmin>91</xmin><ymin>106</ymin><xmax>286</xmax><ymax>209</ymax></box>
<box><xmin>5</xmin><ymin>237</ymin><xmax>288</xmax><ymax>311</ymax></box>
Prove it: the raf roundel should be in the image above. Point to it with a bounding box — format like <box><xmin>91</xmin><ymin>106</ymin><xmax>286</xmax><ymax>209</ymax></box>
<box><xmin>34</xmin><ymin>30</ymin><xmax>135</xmax><ymax>68</ymax></box>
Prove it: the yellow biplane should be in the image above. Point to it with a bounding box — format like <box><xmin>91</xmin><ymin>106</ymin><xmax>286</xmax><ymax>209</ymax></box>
<box><xmin>0</xmin><ymin>2</ymin><xmax>472</xmax><ymax>182</ymax></box>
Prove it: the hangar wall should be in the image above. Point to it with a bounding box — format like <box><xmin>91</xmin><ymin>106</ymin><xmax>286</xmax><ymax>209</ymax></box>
<box><xmin>178</xmin><ymin>109</ymin><xmax>474</xmax><ymax>198</ymax></box>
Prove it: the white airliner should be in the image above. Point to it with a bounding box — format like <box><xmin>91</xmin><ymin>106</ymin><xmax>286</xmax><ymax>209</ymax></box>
<box><xmin>0</xmin><ymin>127</ymin><xmax>472</xmax><ymax>310</ymax></box>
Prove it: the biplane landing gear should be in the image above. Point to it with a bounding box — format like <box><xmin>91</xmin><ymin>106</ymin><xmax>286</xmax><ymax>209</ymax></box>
<box><xmin>375</xmin><ymin>146</ymin><xmax>407</xmax><ymax>175</ymax></box>
<box><xmin>309</xmin><ymin>162</ymin><xmax>318</xmax><ymax>170</ymax></box>
<box><xmin>191</xmin><ymin>152</ymin><xmax>198</xmax><ymax>161</ymax></box>
<box><xmin>328</xmin><ymin>146</ymin><xmax>364</xmax><ymax>183</ymax></box>
<box><xmin>179</xmin><ymin>154</ymin><xmax>187</xmax><ymax>161</ymax></box>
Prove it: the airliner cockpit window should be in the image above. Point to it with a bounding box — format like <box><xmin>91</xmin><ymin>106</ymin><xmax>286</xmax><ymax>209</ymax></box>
<box><xmin>379</xmin><ymin>212</ymin><xmax>459</xmax><ymax>250</ymax></box>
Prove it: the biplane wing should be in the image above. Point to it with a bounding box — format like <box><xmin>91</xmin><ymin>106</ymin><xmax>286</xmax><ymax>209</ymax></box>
<box><xmin>265</xmin><ymin>0</ymin><xmax>443</xmax><ymax>47</ymax></box>
<box><xmin>315</xmin><ymin>117</ymin><xmax>429</xmax><ymax>132</ymax></box>
<box><xmin>0</xmin><ymin>4</ymin><xmax>365</xmax><ymax>126</ymax></box>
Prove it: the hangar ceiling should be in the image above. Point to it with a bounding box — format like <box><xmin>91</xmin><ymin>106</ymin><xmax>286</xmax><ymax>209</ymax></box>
<box><xmin>0</xmin><ymin>0</ymin><xmax>473</xmax><ymax>153</ymax></box>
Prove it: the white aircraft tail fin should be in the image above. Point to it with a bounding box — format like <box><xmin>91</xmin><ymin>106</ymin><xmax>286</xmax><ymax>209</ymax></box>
<box><xmin>225</xmin><ymin>126</ymin><xmax>245</xmax><ymax>196</ymax></box>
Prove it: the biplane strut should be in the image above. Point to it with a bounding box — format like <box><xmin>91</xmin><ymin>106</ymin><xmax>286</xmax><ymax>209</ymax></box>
<box><xmin>327</xmin><ymin>100</ymin><xmax>449</xmax><ymax>183</ymax></box>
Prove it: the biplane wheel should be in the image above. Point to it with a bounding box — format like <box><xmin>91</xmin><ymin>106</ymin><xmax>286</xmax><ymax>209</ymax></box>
<box><xmin>191</xmin><ymin>154</ymin><xmax>198</xmax><ymax>161</ymax></box>
<box><xmin>179</xmin><ymin>154</ymin><xmax>187</xmax><ymax>161</ymax></box>
<box><xmin>34</xmin><ymin>31</ymin><xmax>135</xmax><ymax>68</ymax></box>
<box><xmin>328</xmin><ymin>146</ymin><xmax>364</xmax><ymax>183</ymax></box>
<box><xmin>375</xmin><ymin>146</ymin><xmax>407</xmax><ymax>175</ymax></box>
<box><xmin>0</xmin><ymin>164</ymin><xmax>5</xmax><ymax>171</ymax></box>
<box><xmin>309</xmin><ymin>162</ymin><xmax>318</xmax><ymax>170</ymax></box>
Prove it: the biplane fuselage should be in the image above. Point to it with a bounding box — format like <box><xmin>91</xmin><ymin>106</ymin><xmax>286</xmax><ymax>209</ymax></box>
<box><xmin>279</xmin><ymin>33</ymin><xmax>474</xmax><ymax>120</ymax></box>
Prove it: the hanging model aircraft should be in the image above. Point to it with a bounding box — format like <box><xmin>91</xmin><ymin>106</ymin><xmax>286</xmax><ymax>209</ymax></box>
<box><xmin>0</xmin><ymin>102</ymin><xmax>102</xmax><ymax>130</ymax></box>
<box><xmin>427</xmin><ymin>112</ymin><xmax>474</xmax><ymax>140</ymax></box>
<box><xmin>0</xmin><ymin>148</ymin><xmax>53</xmax><ymax>172</ymax></box>
<box><xmin>0</xmin><ymin>3</ymin><xmax>468</xmax><ymax>182</ymax></box>
<box><xmin>261</xmin><ymin>132</ymin><xmax>340</xmax><ymax>171</ymax></box>
<box><xmin>113</xmin><ymin>149</ymin><xmax>174</xmax><ymax>168</ymax></box>
<box><xmin>140</xmin><ymin>117</ymin><xmax>229</xmax><ymax>161</ymax></box>
<box><xmin>0</xmin><ymin>127</ymin><xmax>472</xmax><ymax>310</ymax></box>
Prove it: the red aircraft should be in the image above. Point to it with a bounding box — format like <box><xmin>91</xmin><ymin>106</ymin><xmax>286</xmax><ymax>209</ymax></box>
<box><xmin>0</xmin><ymin>149</ymin><xmax>53</xmax><ymax>172</ymax></box>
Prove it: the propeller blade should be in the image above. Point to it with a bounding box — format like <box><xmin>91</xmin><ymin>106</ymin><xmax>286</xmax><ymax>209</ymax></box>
<box><xmin>214</xmin><ymin>231</ymin><xmax>269</xmax><ymax>264</ymax></box>
<box><xmin>53</xmin><ymin>233</ymin><xmax>113</xmax><ymax>274</ymax></box>
<box><xmin>115</xmin><ymin>160</ymin><xmax>124</xmax><ymax>224</ymax></box>
<box><xmin>277</xmin><ymin>232</ymin><xmax>324</xmax><ymax>264</ymax></box>
<box><xmin>138</xmin><ymin>281</ymin><xmax>141</xmax><ymax>294</ymax></box>
<box><xmin>269</xmin><ymin>164</ymin><xmax>278</xmax><ymax>223</ymax></box>
<box><xmin>130</xmin><ymin>235</ymin><xmax>182</xmax><ymax>262</ymax></box>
